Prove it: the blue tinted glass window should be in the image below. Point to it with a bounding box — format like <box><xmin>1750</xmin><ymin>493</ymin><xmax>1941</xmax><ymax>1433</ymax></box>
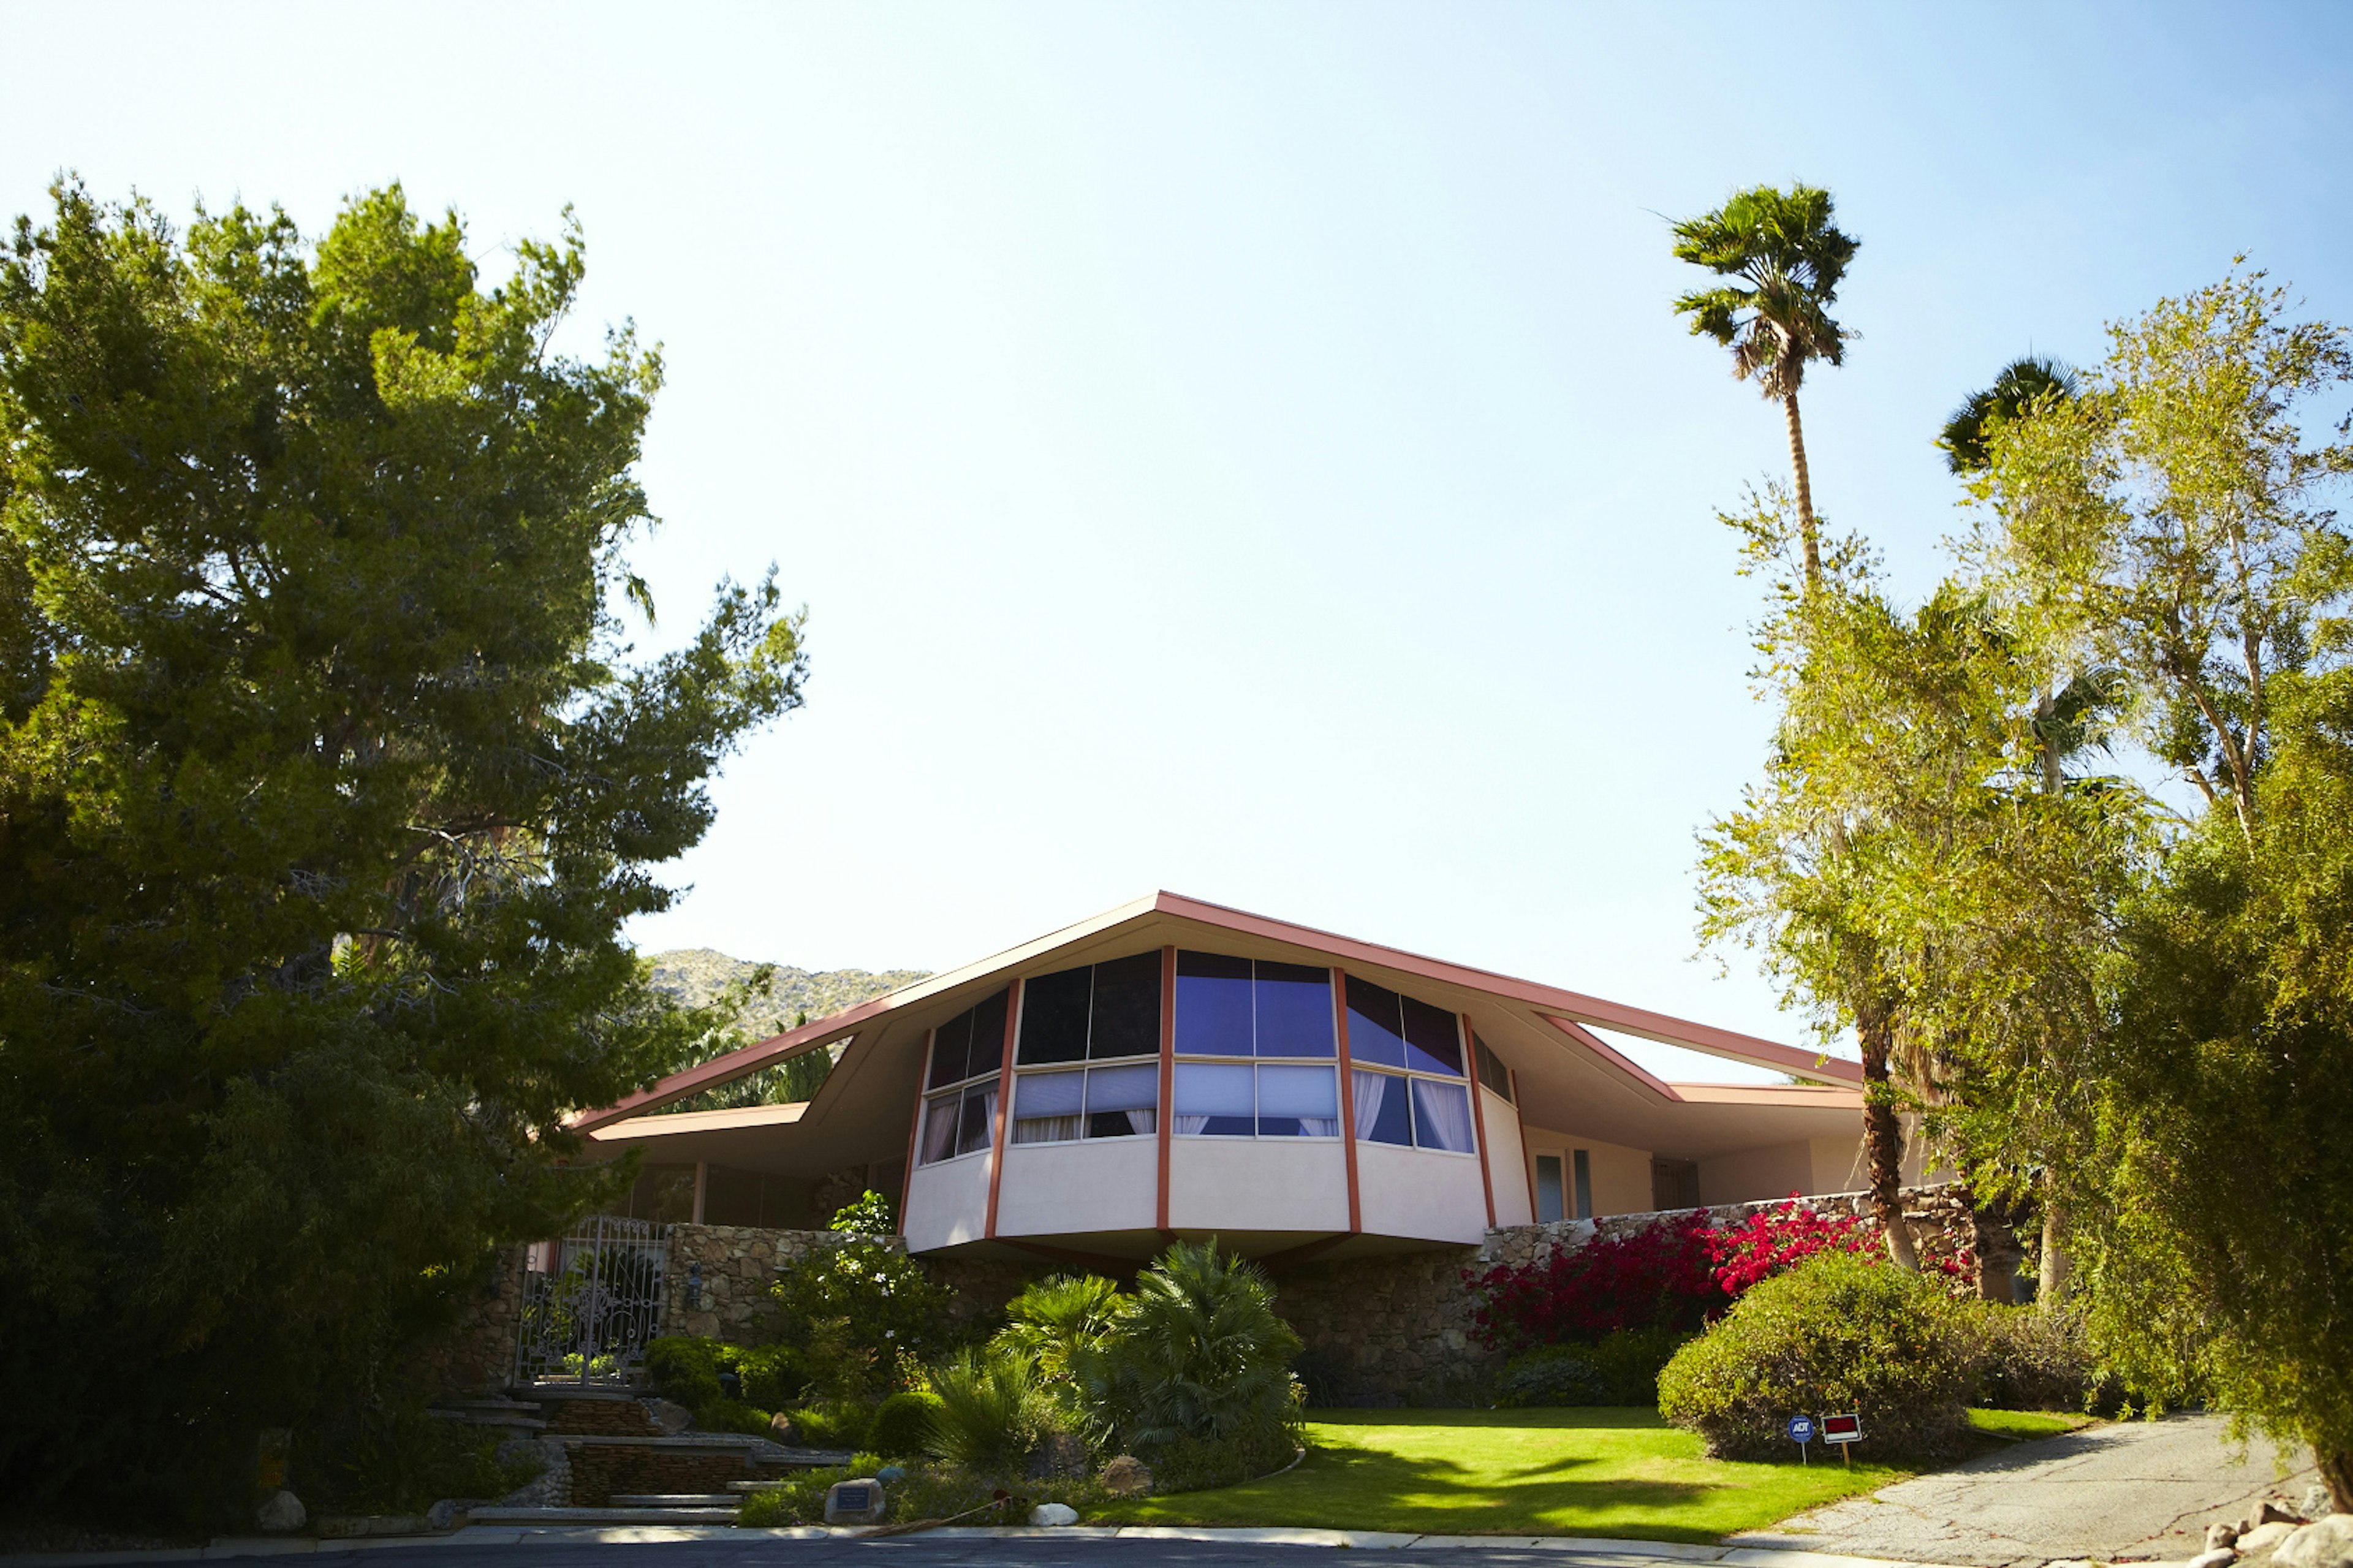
<box><xmin>969</xmin><ymin>990</ymin><xmax>1010</xmax><ymax>1076</ymax></box>
<box><xmin>1175</xmin><ymin>950</ymin><xmax>1252</xmax><ymax>1056</ymax></box>
<box><xmin>1401</xmin><ymin>997</ymin><xmax>1464</xmax><ymax>1077</ymax></box>
<box><xmin>1257</xmin><ymin>1064</ymin><xmax>1338</xmax><ymax>1137</ymax></box>
<box><xmin>1254</xmin><ymin>961</ymin><xmax>1334</xmax><ymax>1058</ymax></box>
<box><xmin>1088</xmin><ymin>952</ymin><xmax>1161</xmax><ymax>1059</ymax></box>
<box><xmin>1084</xmin><ymin>1062</ymin><xmax>1158</xmax><ymax>1138</ymax></box>
<box><xmin>928</xmin><ymin>1009</ymin><xmax>974</xmax><ymax>1089</ymax></box>
<box><xmin>1344</xmin><ymin>977</ymin><xmax>1406</xmax><ymax>1069</ymax></box>
<box><xmin>1018</xmin><ymin>967</ymin><xmax>1091</xmax><ymax>1065</ymax></box>
<box><xmin>955</xmin><ymin>1078</ymin><xmax>998</xmax><ymax>1157</ymax></box>
<box><xmin>1352</xmin><ymin>1067</ymin><xmax>1411</xmax><ymax>1145</ymax></box>
<box><xmin>1175</xmin><ymin>1061</ymin><xmax>1252</xmax><ymax>1135</ymax></box>
<box><xmin>1012</xmin><ymin>1070</ymin><xmax>1083</xmax><ymax>1145</ymax></box>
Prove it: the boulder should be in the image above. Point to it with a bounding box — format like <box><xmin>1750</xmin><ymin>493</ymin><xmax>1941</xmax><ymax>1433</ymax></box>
<box><xmin>256</xmin><ymin>1490</ymin><xmax>307</xmax><ymax>1533</ymax></box>
<box><xmin>1099</xmin><ymin>1455</ymin><xmax>1153</xmax><ymax>1497</ymax></box>
<box><xmin>824</xmin><ymin>1477</ymin><xmax>888</xmax><ymax>1526</ymax></box>
<box><xmin>1028</xmin><ymin>1502</ymin><xmax>1079</xmax><ymax>1527</ymax></box>
<box><xmin>2277</xmin><ymin>1515</ymin><xmax>2353</xmax><ymax>1568</ymax></box>
<box><xmin>643</xmin><ymin>1398</ymin><xmax>693</xmax><ymax>1434</ymax></box>
<box><xmin>2257</xmin><ymin>1500</ymin><xmax>2311</xmax><ymax>1530</ymax></box>
<box><xmin>2188</xmin><ymin>1551</ymin><xmax>2237</xmax><ymax>1568</ymax></box>
<box><xmin>2308</xmin><ymin>1486</ymin><xmax>2342</xmax><ymax>1520</ymax></box>
<box><xmin>2211</xmin><ymin>1523</ymin><xmax>2244</xmax><ymax>1550</ymax></box>
<box><xmin>2243</xmin><ymin>1522</ymin><xmax>2303</xmax><ymax>1553</ymax></box>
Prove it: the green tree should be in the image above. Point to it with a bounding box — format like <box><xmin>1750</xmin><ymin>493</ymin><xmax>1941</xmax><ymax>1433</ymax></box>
<box><xmin>1078</xmin><ymin>1240</ymin><xmax>1301</xmax><ymax>1452</ymax></box>
<box><xmin>1937</xmin><ymin>355</ymin><xmax>2078</xmax><ymax>475</ymax></box>
<box><xmin>1671</xmin><ymin>184</ymin><xmax>1860</xmax><ymax>593</ymax></box>
<box><xmin>0</xmin><ymin>181</ymin><xmax>805</xmax><ymax>1518</ymax></box>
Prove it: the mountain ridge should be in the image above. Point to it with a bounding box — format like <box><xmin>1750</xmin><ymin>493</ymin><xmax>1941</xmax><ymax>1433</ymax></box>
<box><xmin>644</xmin><ymin>947</ymin><xmax>931</xmax><ymax>1037</ymax></box>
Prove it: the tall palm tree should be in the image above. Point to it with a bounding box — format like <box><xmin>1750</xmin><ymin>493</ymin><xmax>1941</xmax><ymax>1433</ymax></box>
<box><xmin>1671</xmin><ymin>184</ymin><xmax>1860</xmax><ymax>593</ymax></box>
<box><xmin>1938</xmin><ymin>355</ymin><xmax>2078</xmax><ymax>475</ymax></box>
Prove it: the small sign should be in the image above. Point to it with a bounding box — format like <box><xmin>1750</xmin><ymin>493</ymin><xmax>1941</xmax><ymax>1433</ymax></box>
<box><xmin>1785</xmin><ymin>1415</ymin><xmax>1816</xmax><ymax>1445</ymax></box>
<box><xmin>1822</xmin><ymin>1413</ymin><xmax>1863</xmax><ymax>1444</ymax></box>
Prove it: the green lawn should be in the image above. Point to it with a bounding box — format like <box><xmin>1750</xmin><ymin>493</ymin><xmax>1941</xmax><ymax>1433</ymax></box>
<box><xmin>1966</xmin><ymin>1407</ymin><xmax>2092</xmax><ymax>1441</ymax></box>
<box><xmin>1091</xmin><ymin>1408</ymin><xmax>1904</xmax><ymax>1543</ymax></box>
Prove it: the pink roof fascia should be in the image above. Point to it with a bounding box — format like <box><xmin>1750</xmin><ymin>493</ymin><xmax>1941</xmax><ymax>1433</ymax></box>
<box><xmin>586</xmin><ymin>1101</ymin><xmax>809</xmax><ymax>1142</ymax></box>
<box><xmin>1670</xmin><ymin>1081</ymin><xmax>1866</xmax><ymax>1108</ymax></box>
<box><xmin>574</xmin><ymin>889</ymin><xmax>1860</xmax><ymax>1132</ymax></box>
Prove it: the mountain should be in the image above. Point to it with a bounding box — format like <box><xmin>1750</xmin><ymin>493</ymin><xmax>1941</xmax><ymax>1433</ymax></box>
<box><xmin>643</xmin><ymin>947</ymin><xmax>931</xmax><ymax>1037</ymax></box>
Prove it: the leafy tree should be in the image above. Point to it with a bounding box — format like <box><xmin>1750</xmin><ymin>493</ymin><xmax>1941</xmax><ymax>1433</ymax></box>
<box><xmin>0</xmin><ymin>181</ymin><xmax>804</xmax><ymax>1518</ymax></box>
<box><xmin>1937</xmin><ymin>355</ymin><xmax>2078</xmax><ymax>475</ymax></box>
<box><xmin>1670</xmin><ymin>184</ymin><xmax>1860</xmax><ymax>592</ymax></box>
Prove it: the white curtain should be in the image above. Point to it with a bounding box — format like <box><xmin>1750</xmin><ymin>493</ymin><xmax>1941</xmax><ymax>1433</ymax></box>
<box><xmin>1085</xmin><ymin>1063</ymin><xmax>1160</xmax><ymax>1139</ymax></box>
<box><xmin>920</xmin><ymin>1095</ymin><xmax>958</xmax><ymax>1164</ymax></box>
<box><xmin>1411</xmin><ymin>1078</ymin><xmax>1474</xmax><ymax>1153</ymax></box>
<box><xmin>1175</xmin><ymin>1116</ymin><xmax>1210</xmax><ymax>1135</ymax></box>
<box><xmin>1352</xmin><ymin>1069</ymin><xmax>1387</xmax><ymax>1141</ymax></box>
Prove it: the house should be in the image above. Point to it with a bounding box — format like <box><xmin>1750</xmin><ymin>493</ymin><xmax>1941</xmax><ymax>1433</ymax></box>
<box><xmin>574</xmin><ymin>892</ymin><xmax>1889</xmax><ymax>1267</ymax></box>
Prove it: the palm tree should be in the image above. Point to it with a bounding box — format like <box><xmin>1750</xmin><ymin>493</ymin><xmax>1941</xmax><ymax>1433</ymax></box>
<box><xmin>1670</xmin><ymin>184</ymin><xmax>1860</xmax><ymax>593</ymax></box>
<box><xmin>1938</xmin><ymin>355</ymin><xmax>2078</xmax><ymax>474</ymax></box>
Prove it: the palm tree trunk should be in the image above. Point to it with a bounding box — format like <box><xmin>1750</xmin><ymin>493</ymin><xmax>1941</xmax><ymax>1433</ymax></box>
<box><xmin>1858</xmin><ymin>1002</ymin><xmax>1920</xmax><ymax>1270</ymax></box>
<box><xmin>1783</xmin><ymin>391</ymin><xmax>1821</xmax><ymax>593</ymax></box>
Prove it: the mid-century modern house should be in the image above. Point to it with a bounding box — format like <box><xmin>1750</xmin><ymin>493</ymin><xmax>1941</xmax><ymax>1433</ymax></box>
<box><xmin>574</xmin><ymin>892</ymin><xmax>1895</xmax><ymax>1267</ymax></box>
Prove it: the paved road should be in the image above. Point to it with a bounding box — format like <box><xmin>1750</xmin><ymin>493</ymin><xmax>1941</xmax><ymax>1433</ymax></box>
<box><xmin>161</xmin><ymin>1542</ymin><xmax>1827</xmax><ymax>1568</ymax></box>
<box><xmin>1726</xmin><ymin>1413</ymin><xmax>2317</xmax><ymax>1567</ymax></box>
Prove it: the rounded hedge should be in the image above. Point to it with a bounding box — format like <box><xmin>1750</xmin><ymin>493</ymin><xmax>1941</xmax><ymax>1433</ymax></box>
<box><xmin>868</xmin><ymin>1390</ymin><xmax>945</xmax><ymax>1459</ymax></box>
<box><xmin>1656</xmin><ymin>1250</ymin><xmax>1971</xmax><ymax>1462</ymax></box>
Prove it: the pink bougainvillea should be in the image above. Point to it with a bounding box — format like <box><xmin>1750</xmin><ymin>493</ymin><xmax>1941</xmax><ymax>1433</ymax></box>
<box><xmin>1464</xmin><ymin>1196</ymin><xmax>1927</xmax><ymax>1352</ymax></box>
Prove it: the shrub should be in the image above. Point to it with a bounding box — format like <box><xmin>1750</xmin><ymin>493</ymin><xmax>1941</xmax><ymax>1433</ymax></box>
<box><xmin>925</xmin><ymin>1349</ymin><xmax>1049</xmax><ymax>1475</ymax></box>
<box><xmin>294</xmin><ymin>1399</ymin><xmax>544</xmax><ymax>1515</ymax></box>
<box><xmin>770</xmin><ymin>1212</ymin><xmax>954</xmax><ymax>1388</ymax></box>
<box><xmin>1707</xmin><ymin>1196</ymin><xmax>1879</xmax><ymax>1296</ymax></box>
<box><xmin>869</xmin><ymin>1390</ymin><xmax>945</xmax><ymax>1459</ymax></box>
<box><xmin>645</xmin><ymin>1335</ymin><xmax>726</xmax><ymax>1411</ymax></box>
<box><xmin>784</xmin><ymin>1401</ymin><xmax>874</xmax><ymax>1451</ymax></box>
<box><xmin>995</xmin><ymin>1275</ymin><xmax>1121</xmax><ymax>1386</ymax></box>
<box><xmin>1466</xmin><ymin>1213</ymin><xmax>1719</xmax><ymax>1352</ymax></box>
<box><xmin>1137</xmin><ymin>1426</ymin><xmax>1298</xmax><ymax>1493</ymax></box>
<box><xmin>1960</xmin><ymin>1300</ymin><xmax>2096</xmax><ymax>1412</ymax></box>
<box><xmin>1657</xmin><ymin>1251</ymin><xmax>1972</xmax><ymax>1462</ymax></box>
<box><xmin>736</xmin><ymin>1455</ymin><xmax>1108</xmax><ymax>1527</ymax></box>
<box><xmin>1491</xmin><ymin>1325</ymin><xmax>1691</xmax><ymax>1408</ymax></box>
<box><xmin>645</xmin><ymin>1334</ymin><xmax>793</xmax><ymax>1431</ymax></box>
<box><xmin>1081</xmin><ymin>1240</ymin><xmax>1303</xmax><ymax>1455</ymax></box>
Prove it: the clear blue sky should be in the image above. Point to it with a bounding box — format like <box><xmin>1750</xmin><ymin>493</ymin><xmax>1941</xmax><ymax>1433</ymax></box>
<box><xmin>7</xmin><ymin>2</ymin><xmax>2349</xmax><ymax>1079</ymax></box>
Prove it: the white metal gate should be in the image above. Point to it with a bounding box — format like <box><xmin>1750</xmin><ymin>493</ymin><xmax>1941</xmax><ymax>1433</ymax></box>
<box><xmin>513</xmin><ymin>1214</ymin><xmax>671</xmax><ymax>1385</ymax></box>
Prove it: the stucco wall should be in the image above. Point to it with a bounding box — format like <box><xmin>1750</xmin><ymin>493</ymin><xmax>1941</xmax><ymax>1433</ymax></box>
<box><xmin>1355</xmin><ymin>1140</ymin><xmax>1488</xmax><ymax>1243</ymax></box>
<box><xmin>1167</xmin><ymin>1138</ymin><xmax>1351</xmax><ymax>1235</ymax></box>
<box><xmin>1480</xmin><ymin>1086</ymin><xmax>1533</xmax><ymax>1227</ymax></box>
<box><xmin>996</xmin><ymin>1138</ymin><xmax>1158</xmax><ymax>1237</ymax></box>
<box><xmin>1697</xmin><ymin>1140</ymin><xmax>1814</xmax><ymax>1206</ymax></box>
<box><xmin>904</xmin><ymin>1149</ymin><xmax>992</xmax><ymax>1252</ymax></box>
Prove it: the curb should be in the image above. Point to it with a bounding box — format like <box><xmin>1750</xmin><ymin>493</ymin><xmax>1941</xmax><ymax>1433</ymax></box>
<box><xmin>5</xmin><ymin>1524</ymin><xmax>1985</xmax><ymax>1568</ymax></box>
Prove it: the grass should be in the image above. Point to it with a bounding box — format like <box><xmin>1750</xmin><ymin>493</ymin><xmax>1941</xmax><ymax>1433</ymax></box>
<box><xmin>1090</xmin><ymin>1408</ymin><xmax>1904</xmax><ymax>1543</ymax></box>
<box><xmin>1092</xmin><ymin>1406</ymin><xmax>2101</xmax><ymax>1543</ymax></box>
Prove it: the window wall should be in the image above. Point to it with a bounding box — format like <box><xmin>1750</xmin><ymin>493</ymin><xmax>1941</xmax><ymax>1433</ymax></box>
<box><xmin>1345</xmin><ymin>977</ymin><xmax>1475</xmax><ymax>1153</ymax></box>
<box><xmin>1010</xmin><ymin>953</ymin><xmax>1162</xmax><ymax>1145</ymax></box>
<box><xmin>918</xmin><ymin>990</ymin><xmax>1008</xmax><ymax>1165</ymax></box>
<box><xmin>1172</xmin><ymin>952</ymin><xmax>1340</xmax><ymax>1137</ymax></box>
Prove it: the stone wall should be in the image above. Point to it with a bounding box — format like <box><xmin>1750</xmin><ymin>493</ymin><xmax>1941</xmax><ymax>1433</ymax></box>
<box><xmin>407</xmin><ymin>1244</ymin><xmax>530</xmax><ymax>1398</ymax></box>
<box><xmin>1277</xmin><ymin>1182</ymin><xmax>2008</xmax><ymax>1404</ymax></box>
<box><xmin>662</xmin><ymin>1222</ymin><xmax>1047</xmax><ymax>1346</ymax></box>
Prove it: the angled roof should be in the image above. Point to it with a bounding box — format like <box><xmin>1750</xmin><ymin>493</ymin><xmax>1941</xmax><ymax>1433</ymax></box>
<box><xmin>576</xmin><ymin>892</ymin><xmax>1860</xmax><ymax>1152</ymax></box>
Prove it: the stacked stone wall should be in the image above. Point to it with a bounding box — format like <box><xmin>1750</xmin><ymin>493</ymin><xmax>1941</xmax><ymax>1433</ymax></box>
<box><xmin>662</xmin><ymin>1222</ymin><xmax>1047</xmax><ymax>1346</ymax></box>
<box><xmin>405</xmin><ymin>1244</ymin><xmax>529</xmax><ymax>1398</ymax></box>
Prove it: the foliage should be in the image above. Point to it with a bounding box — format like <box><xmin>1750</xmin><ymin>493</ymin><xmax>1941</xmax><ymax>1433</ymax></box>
<box><xmin>1491</xmin><ymin>1327</ymin><xmax>1691</xmax><ymax>1409</ymax></box>
<box><xmin>868</xmin><ymin>1390</ymin><xmax>945</xmax><ymax>1460</ymax></box>
<box><xmin>1938</xmin><ymin>355</ymin><xmax>2078</xmax><ymax>474</ymax></box>
<box><xmin>828</xmin><ymin>1189</ymin><xmax>897</xmax><ymax>1235</ymax></box>
<box><xmin>1658</xmin><ymin>1252</ymin><xmax>1972</xmax><ymax>1463</ymax></box>
<box><xmin>1955</xmin><ymin>1301</ymin><xmax>2097</xmax><ymax>1412</ymax></box>
<box><xmin>924</xmin><ymin>1348</ymin><xmax>1051</xmax><ymax>1475</ymax></box>
<box><xmin>1131</xmin><ymin>1426</ymin><xmax>1298</xmax><ymax>1493</ymax></box>
<box><xmin>768</xmin><ymin>1219</ymin><xmax>952</xmax><ymax>1395</ymax></box>
<box><xmin>735</xmin><ymin>1453</ymin><xmax>1108</xmax><ymax>1528</ymax></box>
<box><xmin>644</xmin><ymin>1334</ymin><xmax>797</xmax><ymax>1426</ymax></box>
<box><xmin>1466</xmin><ymin>1215</ymin><xmax>1719</xmax><ymax>1352</ymax></box>
<box><xmin>292</xmin><ymin>1400</ymin><xmax>542</xmax><ymax>1515</ymax></box>
<box><xmin>995</xmin><ymin>1274</ymin><xmax>1123</xmax><ymax>1390</ymax></box>
<box><xmin>1080</xmin><ymin>1241</ymin><xmax>1303</xmax><ymax>1458</ymax></box>
<box><xmin>0</xmin><ymin>180</ymin><xmax>804</xmax><ymax>1520</ymax></box>
<box><xmin>1707</xmin><ymin>1197</ymin><xmax>1879</xmax><ymax>1296</ymax></box>
<box><xmin>782</xmin><ymin>1401</ymin><xmax>873</xmax><ymax>1452</ymax></box>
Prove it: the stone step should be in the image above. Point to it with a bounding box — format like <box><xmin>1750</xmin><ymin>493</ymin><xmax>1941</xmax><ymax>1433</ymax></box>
<box><xmin>450</xmin><ymin>1397</ymin><xmax>544</xmax><ymax>1411</ymax></box>
<box><xmin>510</xmin><ymin>1384</ymin><xmax>648</xmax><ymax>1403</ymax></box>
<box><xmin>468</xmin><ymin>1506</ymin><xmax>740</xmax><ymax>1526</ymax></box>
<box><xmin>608</xmin><ymin>1494</ymin><xmax>742</xmax><ymax>1507</ymax></box>
<box><xmin>429</xmin><ymin>1408</ymin><xmax>548</xmax><ymax>1430</ymax></box>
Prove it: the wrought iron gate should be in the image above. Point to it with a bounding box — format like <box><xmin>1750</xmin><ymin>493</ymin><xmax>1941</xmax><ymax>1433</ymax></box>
<box><xmin>514</xmin><ymin>1214</ymin><xmax>672</xmax><ymax>1385</ymax></box>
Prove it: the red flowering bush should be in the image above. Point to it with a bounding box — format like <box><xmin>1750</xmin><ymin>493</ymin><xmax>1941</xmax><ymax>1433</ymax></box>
<box><xmin>1467</xmin><ymin>1212</ymin><xmax>1719</xmax><ymax>1354</ymax></box>
<box><xmin>1468</xmin><ymin>1199</ymin><xmax>1924</xmax><ymax>1356</ymax></box>
<box><xmin>1705</xmin><ymin>1195</ymin><xmax>1878</xmax><ymax>1296</ymax></box>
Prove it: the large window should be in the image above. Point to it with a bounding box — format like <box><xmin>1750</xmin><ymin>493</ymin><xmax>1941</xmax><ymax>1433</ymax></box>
<box><xmin>1172</xmin><ymin>952</ymin><xmax>1339</xmax><ymax>1137</ymax></box>
<box><xmin>1009</xmin><ymin>954</ymin><xmax>1162</xmax><ymax>1145</ymax></box>
<box><xmin>1346</xmin><ymin>977</ymin><xmax>1476</xmax><ymax>1154</ymax></box>
<box><xmin>918</xmin><ymin>990</ymin><xmax>1008</xmax><ymax>1165</ymax></box>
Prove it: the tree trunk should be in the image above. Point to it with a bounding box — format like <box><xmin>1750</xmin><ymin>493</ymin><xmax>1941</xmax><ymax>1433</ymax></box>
<box><xmin>2037</xmin><ymin>1183</ymin><xmax>2072</xmax><ymax>1308</ymax></box>
<box><xmin>1783</xmin><ymin>391</ymin><xmax>1821</xmax><ymax>593</ymax></box>
<box><xmin>1858</xmin><ymin>1005</ymin><xmax>1920</xmax><ymax>1270</ymax></box>
<box><xmin>2321</xmin><ymin>1449</ymin><xmax>2353</xmax><ymax>1515</ymax></box>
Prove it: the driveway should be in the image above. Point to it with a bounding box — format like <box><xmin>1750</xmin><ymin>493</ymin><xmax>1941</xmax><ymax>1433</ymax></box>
<box><xmin>1726</xmin><ymin>1412</ymin><xmax>2317</xmax><ymax>1566</ymax></box>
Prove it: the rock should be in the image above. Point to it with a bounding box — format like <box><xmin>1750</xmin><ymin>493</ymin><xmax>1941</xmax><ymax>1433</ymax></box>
<box><xmin>1099</xmin><ymin>1455</ymin><xmax>1153</xmax><ymax>1497</ymax></box>
<box><xmin>425</xmin><ymin>1499</ymin><xmax>472</xmax><ymax>1531</ymax></box>
<box><xmin>2276</xmin><ymin>1515</ymin><xmax>2353</xmax><ymax>1568</ymax></box>
<box><xmin>643</xmin><ymin>1398</ymin><xmax>693</xmax><ymax>1434</ymax></box>
<box><xmin>2212</xmin><ymin>1523</ymin><xmax>2245</xmax><ymax>1550</ymax></box>
<box><xmin>2243</xmin><ymin>1522</ymin><xmax>2303</xmax><ymax>1553</ymax></box>
<box><xmin>2309</xmin><ymin>1486</ymin><xmax>2343</xmax><ymax>1520</ymax></box>
<box><xmin>1028</xmin><ymin>1502</ymin><xmax>1079</xmax><ymax>1527</ymax></box>
<box><xmin>2189</xmin><ymin>1550</ymin><xmax>2238</xmax><ymax>1568</ymax></box>
<box><xmin>256</xmin><ymin>1490</ymin><xmax>307</xmax><ymax>1533</ymax></box>
<box><xmin>824</xmin><ymin>1477</ymin><xmax>888</xmax><ymax>1525</ymax></box>
<box><xmin>2258</xmin><ymin>1500</ymin><xmax>2313</xmax><ymax>1530</ymax></box>
<box><xmin>1026</xmin><ymin>1432</ymin><xmax>1091</xmax><ymax>1480</ymax></box>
